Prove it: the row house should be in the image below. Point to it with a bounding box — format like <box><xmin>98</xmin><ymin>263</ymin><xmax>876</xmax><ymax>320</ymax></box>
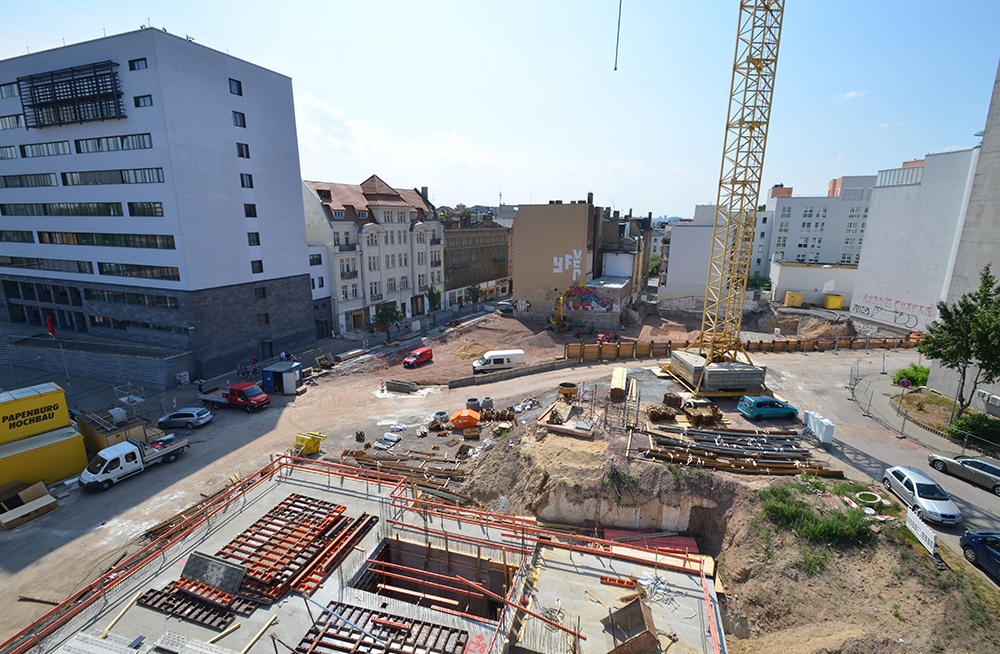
<box><xmin>303</xmin><ymin>175</ymin><xmax>442</xmax><ymax>335</ymax></box>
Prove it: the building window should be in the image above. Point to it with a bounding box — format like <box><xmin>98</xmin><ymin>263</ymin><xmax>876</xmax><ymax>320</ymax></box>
<box><xmin>369</xmin><ymin>281</ymin><xmax>380</xmax><ymax>297</ymax></box>
<box><xmin>757</xmin><ymin>245</ymin><xmax>763</xmax><ymax>253</ymax></box>
<box><xmin>848</xmin><ymin>206</ymin><xmax>862</xmax><ymax>220</ymax></box>
<box><xmin>800</xmin><ymin>222</ymin><xmax>811</xmax><ymax>232</ymax></box>
<box><xmin>351</xmin><ymin>283</ymin><xmax>358</xmax><ymax>298</ymax></box>
<box><xmin>237</xmin><ymin>142</ymin><xmax>250</xmax><ymax>158</ymax></box>
<box><xmin>0</xmin><ymin>256</ymin><xmax>92</xmax><ymax>274</ymax></box>
<box><xmin>366</xmin><ymin>234</ymin><xmax>378</xmax><ymax>246</ymax></box>
<box><xmin>0</xmin><ymin>173</ymin><xmax>58</xmax><ymax>188</ymax></box>
<box><xmin>233</xmin><ymin>111</ymin><xmax>246</xmax><ymax>127</ymax></box>
<box><xmin>368</xmin><ymin>255</ymin><xmax>379</xmax><ymax>271</ymax></box>
<box><xmin>248</xmin><ymin>232</ymin><xmax>260</xmax><ymax>246</ymax></box>
<box><xmin>310</xmin><ymin>253</ymin><xmax>322</xmax><ymax>265</ymax></box>
<box><xmin>387</xmin><ymin>277</ymin><xmax>396</xmax><ymax>292</ymax></box>
<box><xmin>357</xmin><ymin>210</ymin><xmax>368</xmax><ymax>218</ymax></box>
<box><xmin>776</xmin><ymin>236</ymin><xmax>786</xmax><ymax>248</ymax></box>
<box><xmin>0</xmin><ymin>114</ymin><xmax>25</xmax><ymax>131</ymax></box>
<box><xmin>133</xmin><ymin>95</ymin><xmax>153</xmax><ymax>107</ymax></box>
<box><xmin>75</xmin><ymin>133</ymin><xmax>152</xmax><ymax>153</ymax></box>
<box><xmin>2</xmin><ymin>202</ymin><xmax>122</xmax><ymax>216</ymax></box>
<box><xmin>332</xmin><ymin>210</ymin><xmax>345</xmax><ymax>219</ymax></box>
<box><xmin>244</xmin><ymin>203</ymin><xmax>257</xmax><ymax>217</ymax></box>
<box><xmin>85</xmin><ymin>289</ymin><xmax>178</xmax><ymax>309</ymax></box>
<box><xmin>251</xmin><ymin>260</ymin><xmax>263</xmax><ymax>274</ymax></box>
<box><xmin>257</xmin><ymin>313</ymin><xmax>269</xmax><ymax>325</ymax></box>
<box><xmin>97</xmin><ymin>262</ymin><xmax>179</xmax><ymax>280</ymax></box>
<box><xmin>417</xmin><ymin>251</ymin><xmax>426</xmax><ymax>265</ymax></box>
<box><xmin>341</xmin><ymin>285</ymin><xmax>348</xmax><ymax>300</ymax></box>
<box><xmin>311</xmin><ymin>278</ymin><xmax>315</xmax><ymax>290</ymax></box>
<box><xmin>762</xmin><ymin>216</ymin><xmax>767</xmax><ymax>224</ymax></box>
<box><xmin>400</xmin><ymin>275</ymin><xmax>408</xmax><ymax>289</ymax></box>
<box><xmin>843</xmin><ymin>238</ymin><xmax>855</xmax><ymax>250</ymax></box>
<box><xmin>20</xmin><ymin>141</ymin><xmax>71</xmax><ymax>158</ymax></box>
<box><xmin>0</xmin><ymin>82</ymin><xmax>18</xmax><ymax>98</ymax></box>
<box><xmin>240</xmin><ymin>173</ymin><xmax>253</xmax><ymax>188</ymax></box>
<box><xmin>808</xmin><ymin>252</ymin><xmax>820</xmax><ymax>263</ymax></box>
<box><xmin>811</xmin><ymin>237</ymin><xmax>822</xmax><ymax>248</ymax></box>
<box><xmin>778</xmin><ymin>221</ymin><xmax>788</xmax><ymax>233</ymax></box>
<box><xmin>815</xmin><ymin>222</ymin><xmax>824</xmax><ymax>233</ymax></box>
<box><xmin>802</xmin><ymin>207</ymin><xmax>814</xmax><ymax>219</ymax></box>
<box><xmin>255</xmin><ymin>286</ymin><xmax>267</xmax><ymax>299</ymax></box>
<box><xmin>0</xmin><ymin>230</ymin><xmax>34</xmax><ymax>243</ymax></box>
<box><xmin>129</xmin><ymin>58</ymin><xmax>147</xmax><ymax>71</ymax></box>
<box><xmin>854</xmin><ymin>253</ymin><xmax>861</xmax><ymax>264</ymax></box>
<box><xmin>318</xmin><ymin>276</ymin><xmax>324</xmax><ymax>288</ymax></box>
<box><xmin>418</xmin><ymin>273</ymin><xmax>426</xmax><ymax>288</ymax></box>
<box><xmin>123</xmin><ymin>201</ymin><xmax>162</xmax><ymax>216</ymax></box>
<box><xmin>230</xmin><ymin>79</ymin><xmax>243</xmax><ymax>96</ymax></box>
<box><xmin>755</xmin><ymin>258</ymin><xmax>761</xmax><ymax>266</ymax></box>
<box><xmin>62</xmin><ymin>168</ymin><xmax>164</xmax><ymax>185</ymax></box>
<box><xmin>841</xmin><ymin>253</ymin><xmax>852</xmax><ymax>264</ymax></box>
<box><xmin>798</xmin><ymin>237</ymin><xmax>809</xmax><ymax>248</ymax></box>
<box><xmin>38</xmin><ymin>232</ymin><xmax>175</xmax><ymax>249</ymax></box>
<box><xmin>795</xmin><ymin>253</ymin><xmax>806</xmax><ymax>262</ymax></box>
<box><xmin>0</xmin><ymin>145</ymin><xmax>15</xmax><ymax>160</ymax></box>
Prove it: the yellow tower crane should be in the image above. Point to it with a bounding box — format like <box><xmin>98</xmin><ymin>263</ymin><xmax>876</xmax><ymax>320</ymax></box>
<box><xmin>672</xmin><ymin>1</ymin><xmax>785</xmax><ymax>395</ymax></box>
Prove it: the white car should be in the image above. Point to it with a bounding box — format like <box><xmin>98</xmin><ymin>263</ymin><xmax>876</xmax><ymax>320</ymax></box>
<box><xmin>158</xmin><ymin>407</ymin><xmax>213</xmax><ymax>430</ymax></box>
<box><xmin>882</xmin><ymin>465</ymin><xmax>963</xmax><ymax>525</ymax></box>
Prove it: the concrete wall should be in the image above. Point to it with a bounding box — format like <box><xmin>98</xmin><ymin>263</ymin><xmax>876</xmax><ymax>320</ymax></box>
<box><xmin>661</xmin><ymin>223</ymin><xmax>713</xmax><ymax>297</ymax></box>
<box><xmin>769</xmin><ymin>261</ymin><xmax>857</xmax><ymax>307</ymax></box>
<box><xmin>511</xmin><ymin>203</ymin><xmax>592</xmax><ymax>315</ymax></box>
<box><xmin>851</xmin><ymin>149</ymin><xmax>978</xmax><ymax>334</ymax></box>
<box><xmin>930</xmin><ymin>58</ymin><xmax>1000</xmax><ymax>404</ymax></box>
<box><xmin>8</xmin><ymin>342</ymin><xmax>196</xmax><ymax>392</ymax></box>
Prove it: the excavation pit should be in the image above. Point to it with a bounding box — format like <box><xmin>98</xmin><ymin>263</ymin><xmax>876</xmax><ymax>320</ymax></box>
<box><xmin>352</xmin><ymin>538</ymin><xmax>516</xmax><ymax>620</ymax></box>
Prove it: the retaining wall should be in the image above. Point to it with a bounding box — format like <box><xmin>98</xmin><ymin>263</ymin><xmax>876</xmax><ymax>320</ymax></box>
<box><xmin>8</xmin><ymin>343</ymin><xmax>195</xmax><ymax>392</ymax></box>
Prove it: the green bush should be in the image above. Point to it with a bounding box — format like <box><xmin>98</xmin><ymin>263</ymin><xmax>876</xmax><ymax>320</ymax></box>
<box><xmin>893</xmin><ymin>363</ymin><xmax>929</xmax><ymax>387</ymax></box>
<box><xmin>949</xmin><ymin>412</ymin><xmax>1000</xmax><ymax>446</ymax></box>
<box><xmin>759</xmin><ymin>485</ymin><xmax>875</xmax><ymax>547</ymax></box>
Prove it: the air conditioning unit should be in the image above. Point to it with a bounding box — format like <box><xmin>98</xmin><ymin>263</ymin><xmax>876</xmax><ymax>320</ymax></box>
<box><xmin>990</xmin><ymin>395</ymin><xmax>1000</xmax><ymax>408</ymax></box>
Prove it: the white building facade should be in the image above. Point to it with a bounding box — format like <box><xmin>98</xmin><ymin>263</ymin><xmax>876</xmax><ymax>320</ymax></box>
<box><xmin>0</xmin><ymin>29</ymin><xmax>313</xmax><ymax>376</ymax></box>
<box><xmin>303</xmin><ymin>176</ymin><xmax>442</xmax><ymax>336</ymax></box>
<box><xmin>766</xmin><ymin>175</ymin><xmax>876</xmax><ymax>266</ymax></box>
<box><xmin>850</xmin><ymin>150</ymin><xmax>979</xmax><ymax>334</ymax></box>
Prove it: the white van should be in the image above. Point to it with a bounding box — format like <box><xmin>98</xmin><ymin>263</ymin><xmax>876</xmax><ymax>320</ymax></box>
<box><xmin>473</xmin><ymin>349</ymin><xmax>527</xmax><ymax>374</ymax></box>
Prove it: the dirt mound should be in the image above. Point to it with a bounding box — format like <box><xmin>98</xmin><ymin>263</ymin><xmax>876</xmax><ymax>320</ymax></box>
<box><xmin>455</xmin><ymin>343</ymin><xmax>492</xmax><ymax>359</ymax></box>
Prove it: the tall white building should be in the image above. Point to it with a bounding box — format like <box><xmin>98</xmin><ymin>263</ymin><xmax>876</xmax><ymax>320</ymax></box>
<box><xmin>765</xmin><ymin>175</ymin><xmax>876</xmax><ymax>266</ymax></box>
<box><xmin>850</xmin><ymin>150</ymin><xmax>979</xmax><ymax>334</ymax></box>
<box><xmin>303</xmin><ymin>176</ymin><xmax>441</xmax><ymax>335</ymax></box>
<box><xmin>0</xmin><ymin>29</ymin><xmax>313</xmax><ymax>376</ymax></box>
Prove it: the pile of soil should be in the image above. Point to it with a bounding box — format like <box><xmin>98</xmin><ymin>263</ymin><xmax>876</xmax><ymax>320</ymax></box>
<box><xmin>455</xmin><ymin>343</ymin><xmax>491</xmax><ymax>360</ymax></box>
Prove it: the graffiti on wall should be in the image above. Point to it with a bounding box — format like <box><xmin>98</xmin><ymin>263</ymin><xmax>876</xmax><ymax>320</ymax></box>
<box><xmin>553</xmin><ymin>250</ymin><xmax>583</xmax><ymax>281</ymax></box>
<box><xmin>851</xmin><ymin>294</ymin><xmax>936</xmax><ymax>330</ymax></box>
<box><xmin>548</xmin><ymin>284</ymin><xmax>620</xmax><ymax>313</ymax></box>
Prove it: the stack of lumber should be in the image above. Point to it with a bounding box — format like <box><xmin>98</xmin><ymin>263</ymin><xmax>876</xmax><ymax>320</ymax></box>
<box><xmin>335</xmin><ymin>450</ymin><xmax>482</xmax><ymax>507</ymax></box>
<box><xmin>636</xmin><ymin>426</ymin><xmax>842</xmax><ymax>477</ymax></box>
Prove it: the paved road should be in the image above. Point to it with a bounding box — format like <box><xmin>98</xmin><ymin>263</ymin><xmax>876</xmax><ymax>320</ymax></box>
<box><xmin>751</xmin><ymin>349</ymin><xmax>1000</xmax><ymax>565</ymax></box>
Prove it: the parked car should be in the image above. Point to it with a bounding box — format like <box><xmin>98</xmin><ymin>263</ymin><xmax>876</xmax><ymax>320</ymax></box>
<box><xmin>927</xmin><ymin>452</ymin><xmax>1000</xmax><ymax>497</ymax></box>
<box><xmin>960</xmin><ymin>530</ymin><xmax>1000</xmax><ymax>578</ymax></box>
<box><xmin>496</xmin><ymin>301</ymin><xmax>514</xmax><ymax>314</ymax></box>
<box><xmin>403</xmin><ymin>347</ymin><xmax>433</xmax><ymax>368</ymax></box>
<box><xmin>158</xmin><ymin>407</ymin><xmax>213</xmax><ymax>430</ymax></box>
<box><xmin>881</xmin><ymin>465</ymin><xmax>963</xmax><ymax>525</ymax></box>
<box><xmin>736</xmin><ymin>395</ymin><xmax>798</xmax><ymax>422</ymax></box>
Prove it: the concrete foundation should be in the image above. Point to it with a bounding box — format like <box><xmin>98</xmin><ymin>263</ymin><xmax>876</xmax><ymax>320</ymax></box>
<box><xmin>670</xmin><ymin>350</ymin><xmax>765</xmax><ymax>394</ymax></box>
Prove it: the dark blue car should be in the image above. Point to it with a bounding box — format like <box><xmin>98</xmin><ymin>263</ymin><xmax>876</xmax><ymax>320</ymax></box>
<box><xmin>960</xmin><ymin>530</ymin><xmax>1000</xmax><ymax>578</ymax></box>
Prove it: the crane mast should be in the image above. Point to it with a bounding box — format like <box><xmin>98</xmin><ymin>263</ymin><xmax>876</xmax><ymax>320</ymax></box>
<box><xmin>697</xmin><ymin>1</ymin><xmax>784</xmax><ymax>376</ymax></box>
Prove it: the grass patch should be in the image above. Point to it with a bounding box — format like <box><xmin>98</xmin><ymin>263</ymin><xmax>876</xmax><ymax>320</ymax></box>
<box><xmin>796</xmin><ymin>545</ymin><xmax>828</xmax><ymax>577</ymax></box>
<box><xmin>495</xmin><ymin>428</ymin><xmax>512</xmax><ymax>441</ymax></box>
<box><xmin>892</xmin><ymin>603</ymin><xmax>906</xmax><ymax>621</ymax></box>
<box><xmin>669</xmin><ymin>464</ymin><xmax>681</xmax><ymax>490</ymax></box>
<box><xmin>759</xmin><ymin>484</ymin><xmax>875</xmax><ymax>547</ymax></box>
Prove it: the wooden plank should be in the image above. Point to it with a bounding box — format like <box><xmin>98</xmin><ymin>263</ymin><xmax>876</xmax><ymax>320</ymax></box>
<box><xmin>376</xmin><ymin>583</ymin><xmax>460</xmax><ymax>606</ymax></box>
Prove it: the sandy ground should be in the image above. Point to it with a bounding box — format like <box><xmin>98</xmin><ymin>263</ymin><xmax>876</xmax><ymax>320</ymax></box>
<box><xmin>2</xmin><ymin>312</ymin><xmax>997</xmax><ymax>653</ymax></box>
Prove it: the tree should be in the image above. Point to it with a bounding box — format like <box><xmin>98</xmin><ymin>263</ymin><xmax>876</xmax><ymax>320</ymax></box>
<box><xmin>373</xmin><ymin>303</ymin><xmax>404</xmax><ymax>342</ymax></box>
<box><xmin>465</xmin><ymin>285</ymin><xmax>482</xmax><ymax>303</ymax></box>
<box><xmin>427</xmin><ymin>285</ymin><xmax>441</xmax><ymax>311</ymax></box>
<box><xmin>649</xmin><ymin>254</ymin><xmax>661</xmax><ymax>275</ymax></box>
<box><xmin>918</xmin><ymin>265</ymin><xmax>1000</xmax><ymax>420</ymax></box>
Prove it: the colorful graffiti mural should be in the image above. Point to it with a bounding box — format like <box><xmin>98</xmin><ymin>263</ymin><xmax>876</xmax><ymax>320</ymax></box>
<box><xmin>547</xmin><ymin>284</ymin><xmax>620</xmax><ymax>313</ymax></box>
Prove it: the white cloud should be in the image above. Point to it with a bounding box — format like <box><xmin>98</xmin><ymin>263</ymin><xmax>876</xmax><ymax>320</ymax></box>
<box><xmin>879</xmin><ymin>122</ymin><xmax>892</xmax><ymax>129</ymax></box>
<box><xmin>416</xmin><ymin>131</ymin><xmax>508</xmax><ymax>168</ymax></box>
<box><xmin>294</xmin><ymin>92</ymin><xmax>399</xmax><ymax>157</ymax></box>
<box><xmin>832</xmin><ymin>152</ymin><xmax>844</xmax><ymax>166</ymax></box>
<box><xmin>843</xmin><ymin>90</ymin><xmax>869</xmax><ymax>100</ymax></box>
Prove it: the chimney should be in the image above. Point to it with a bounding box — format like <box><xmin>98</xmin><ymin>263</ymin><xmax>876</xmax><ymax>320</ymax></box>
<box><xmin>587</xmin><ymin>192</ymin><xmax>594</xmax><ymax>204</ymax></box>
<box><xmin>421</xmin><ymin>186</ymin><xmax>428</xmax><ymax>198</ymax></box>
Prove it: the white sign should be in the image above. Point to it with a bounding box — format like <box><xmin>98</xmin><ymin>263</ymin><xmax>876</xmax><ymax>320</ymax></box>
<box><xmin>553</xmin><ymin>250</ymin><xmax>583</xmax><ymax>281</ymax></box>
<box><xmin>906</xmin><ymin>508</ymin><xmax>936</xmax><ymax>554</ymax></box>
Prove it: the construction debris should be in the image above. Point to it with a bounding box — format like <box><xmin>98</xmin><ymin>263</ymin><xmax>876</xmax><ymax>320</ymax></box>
<box><xmin>682</xmin><ymin>404</ymin><xmax>724</xmax><ymax>426</ymax></box>
<box><xmin>646</xmin><ymin>404</ymin><xmax>678</xmax><ymax>422</ymax></box>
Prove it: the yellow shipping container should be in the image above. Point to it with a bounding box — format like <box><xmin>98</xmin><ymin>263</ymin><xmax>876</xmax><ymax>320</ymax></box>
<box><xmin>0</xmin><ymin>427</ymin><xmax>88</xmax><ymax>487</ymax></box>
<box><xmin>823</xmin><ymin>293</ymin><xmax>844</xmax><ymax>309</ymax></box>
<box><xmin>0</xmin><ymin>383</ymin><xmax>70</xmax><ymax>445</ymax></box>
<box><xmin>78</xmin><ymin>413</ymin><xmax>154</xmax><ymax>453</ymax></box>
<box><xmin>783</xmin><ymin>291</ymin><xmax>803</xmax><ymax>307</ymax></box>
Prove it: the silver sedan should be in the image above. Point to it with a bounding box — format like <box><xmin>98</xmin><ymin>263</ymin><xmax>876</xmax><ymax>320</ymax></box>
<box><xmin>928</xmin><ymin>452</ymin><xmax>1000</xmax><ymax>497</ymax></box>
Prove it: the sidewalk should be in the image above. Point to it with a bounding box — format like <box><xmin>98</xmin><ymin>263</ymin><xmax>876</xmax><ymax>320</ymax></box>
<box><xmin>852</xmin><ymin>372</ymin><xmax>960</xmax><ymax>454</ymax></box>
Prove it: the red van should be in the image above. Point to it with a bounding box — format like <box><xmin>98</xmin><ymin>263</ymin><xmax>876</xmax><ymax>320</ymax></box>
<box><xmin>403</xmin><ymin>347</ymin><xmax>433</xmax><ymax>368</ymax></box>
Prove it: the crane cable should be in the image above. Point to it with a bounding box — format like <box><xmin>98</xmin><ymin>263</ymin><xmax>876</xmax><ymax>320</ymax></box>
<box><xmin>614</xmin><ymin>0</ymin><xmax>623</xmax><ymax>71</ymax></box>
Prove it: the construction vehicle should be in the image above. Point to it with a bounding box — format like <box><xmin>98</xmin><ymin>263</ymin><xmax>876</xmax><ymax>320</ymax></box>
<box><xmin>78</xmin><ymin>435</ymin><xmax>189</xmax><ymax>492</ymax></box>
<box><xmin>667</xmin><ymin>1</ymin><xmax>785</xmax><ymax>396</ymax></box>
<box><xmin>198</xmin><ymin>382</ymin><xmax>270</xmax><ymax>413</ymax></box>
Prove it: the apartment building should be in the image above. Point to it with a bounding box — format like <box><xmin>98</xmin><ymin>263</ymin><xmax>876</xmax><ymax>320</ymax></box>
<box><xmin>765</xmin><ymin>175</ymin><xmax>876</xmax><ymax>266</ymax></box>
<box><xmin>442</xmin><ymin>215</ymin><xmax>509</xmax><ymax>307</ymax></box>
<box><xmin>302</xmin><ymin>176</ymin><xmax>441</xmax><ymax>335</ymax></box>
<box><xmin>0</xmin><ymin>28</ymin><xmax>313</xmax><ymax>377</ymax></box>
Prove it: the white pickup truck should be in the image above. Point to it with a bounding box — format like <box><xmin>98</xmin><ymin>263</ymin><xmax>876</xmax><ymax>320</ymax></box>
<box><xmin>78</xmin><ymin>436</ymin><xmax>189</xmax><ymax>492</ymax></box>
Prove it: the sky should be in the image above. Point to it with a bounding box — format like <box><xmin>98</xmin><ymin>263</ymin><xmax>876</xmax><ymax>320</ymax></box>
<box><xmin>3</xmin><ymin>1</ymin><xmax>999</xmax><ymax>217</ymax></box>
